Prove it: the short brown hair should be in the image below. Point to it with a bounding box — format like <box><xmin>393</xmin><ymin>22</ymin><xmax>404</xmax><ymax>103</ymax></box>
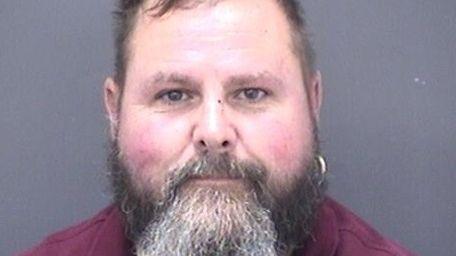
<box><xmin>113</xmin><ymin>0</ymin><xmax>316</xmax><ymax>86</ymax></box>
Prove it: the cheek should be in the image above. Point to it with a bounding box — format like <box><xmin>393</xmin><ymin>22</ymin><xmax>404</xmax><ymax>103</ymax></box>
<box><xmin>267</xmin><ymin>125</ymin><xmax>308</xmax><ymax>169</ymax></box>
<box><xmin>117</xmin><ymin>112</ymin><xmax>192</xmax><ymax>181</ymax></box>
<box><xmin>245</xmin><ymin>116</ymin><xmax>314</xmax><ymax>176</ymax></box>
<box><xmin>268</xmin><ymin>128</ymin><xmax>298</xmax><ymax>163</ymax></box>
<box><xmin>118</xmin><ymin>120</ymin><xmax>170</xmax><ymax>196</ymax></box>
<box><xmin>119</xmin><ymin>120</ymin><xmax>164</xmax><ymax>173</ymax></box>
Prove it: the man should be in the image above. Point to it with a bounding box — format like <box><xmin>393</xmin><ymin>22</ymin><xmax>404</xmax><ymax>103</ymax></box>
<box><xmin>19</xmin><ymin>0</ymin><xmax>414</xmax><ymax>255</ymax></box>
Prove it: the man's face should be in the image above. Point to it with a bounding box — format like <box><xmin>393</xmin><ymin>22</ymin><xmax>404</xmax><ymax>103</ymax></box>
<box><xmin>104</xmin><ymin>0</ymin><xmax>323</xmax><ymax>254</ymax></box>
<box><xmin>107</xmin><ymin>0</ymin><xmax>322</xmax><ymax>199</ymax></box>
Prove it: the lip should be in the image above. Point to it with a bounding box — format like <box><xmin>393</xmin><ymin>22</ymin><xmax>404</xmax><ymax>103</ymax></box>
<box><xmin>186</xmin><ymin>177</ymin><xmax>245</xmax><ymax>187</ymax></box>
<box><xmin>189</xmin><ymin>176</ymin><xmax>242</xmax><ymax>182</ymax></box>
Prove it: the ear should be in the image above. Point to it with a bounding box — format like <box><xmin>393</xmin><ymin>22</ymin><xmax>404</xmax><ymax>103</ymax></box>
<box><xmin>307</xmin><ymin>71</ymin><xmax>323</xmax><ymax>123</ymax></box>
<box><xmin>103</xmin><ymin>77</ymin><xmax>121</xmax><ymax>140</ymax></box>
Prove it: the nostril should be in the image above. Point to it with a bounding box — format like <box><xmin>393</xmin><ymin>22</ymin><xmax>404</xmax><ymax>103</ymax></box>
<box><xmin>199</xmin><ymin>140</ymin><xmax>207</xmax><ymax>147</ymax></box>
<box><xmin>222</xmin><ymin>141</ymin><xmax>230</xmax><ymax>147</ymax></box>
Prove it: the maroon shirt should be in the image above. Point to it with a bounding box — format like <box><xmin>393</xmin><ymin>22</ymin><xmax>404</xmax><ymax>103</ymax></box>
<box><xmin>18</xmin><ymin>197</ymin><xmax>415</xmax><ymax>256</ymax></box>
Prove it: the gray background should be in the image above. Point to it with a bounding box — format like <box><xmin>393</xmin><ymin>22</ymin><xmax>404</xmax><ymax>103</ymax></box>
<box><xmin>1</xmin><ymin>1</ymin><xmax>454</xmax><ymax>255</ymax></box>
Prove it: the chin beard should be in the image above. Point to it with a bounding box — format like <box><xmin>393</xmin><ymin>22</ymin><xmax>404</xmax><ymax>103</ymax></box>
<box><xmin>136</xmin><ymin>186</ymin><xmax>277</xmax><ymax>256</ymax></box>
<box><xmin>107</xmin><ymin>139</ymin><xmax>327</xmax><ymax>255</ymax></box>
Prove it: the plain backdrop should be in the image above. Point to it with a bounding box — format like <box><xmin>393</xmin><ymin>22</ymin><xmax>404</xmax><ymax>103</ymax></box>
<box><xmin>1</xmin><ymin>1</ymin><xmax>455</xmax><ymax>255</ymax></box>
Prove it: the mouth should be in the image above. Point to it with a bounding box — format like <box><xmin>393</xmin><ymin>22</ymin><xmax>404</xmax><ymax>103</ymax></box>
<box><xmin>192</xmin><ymin>176</ymin><xmax>242</xmax><ymax>182</ymax></box>
<box><xmin>183</xmin><ymin>176</ymin><xmax>248</xmax><ymax>190</ymax></box>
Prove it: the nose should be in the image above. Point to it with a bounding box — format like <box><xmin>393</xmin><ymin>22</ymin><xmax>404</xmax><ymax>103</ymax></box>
<box><xmin>192</xmin><ymin>99</ymin><xmax>237</xmax><ymax>154</ymax></box>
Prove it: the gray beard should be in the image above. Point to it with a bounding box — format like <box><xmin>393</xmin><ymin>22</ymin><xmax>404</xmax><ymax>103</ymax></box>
<box><xmin>136</xmin><ymin>187</ymin><xmax>278</xmax><ymax>256</ymax></box>
<box><xmin>108</xmin><ymin>131</ymin><xmax>327</xmax><ymax>255</ymax></box>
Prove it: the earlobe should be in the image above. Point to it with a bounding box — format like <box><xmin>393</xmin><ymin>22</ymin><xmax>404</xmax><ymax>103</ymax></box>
<box><xmin>103</xmin><ymin>77</ymin><xmax>121</xmax><ymax>139</ymax></box>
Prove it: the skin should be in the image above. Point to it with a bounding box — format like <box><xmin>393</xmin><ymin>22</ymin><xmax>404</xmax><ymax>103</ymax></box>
<box><xmin>104</xmin><ymin>0</ymin><xmax>323</xmax><ymax>199</ymax></box>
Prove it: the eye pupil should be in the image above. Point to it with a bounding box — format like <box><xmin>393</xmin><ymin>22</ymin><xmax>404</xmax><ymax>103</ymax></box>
<box><xmin>244</xmin><ymin>89</ymin><xmax>260</xmax><ymax>99</ymax></box>
<box><xmin>168</xmin><ymin>91</ymin><xmax>183</xmax><ymax>101</ymax></box>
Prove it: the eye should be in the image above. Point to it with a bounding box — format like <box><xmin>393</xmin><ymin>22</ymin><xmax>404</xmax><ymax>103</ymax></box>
<box><xmin>157</xmin><ymin>89</ymin><xmax>191</xmax><ymax>104</ymax></box>
<box><xmin>236</xmin><ymin>88</ymin><xmax>268</xmax><ymax>102</ymax></box>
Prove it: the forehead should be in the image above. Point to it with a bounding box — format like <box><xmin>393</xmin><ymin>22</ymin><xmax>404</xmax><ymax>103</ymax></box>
<box><xmin>127</xmin><ymin>0</ymin><xmax>300</xmax><ymax>82</ymax></box>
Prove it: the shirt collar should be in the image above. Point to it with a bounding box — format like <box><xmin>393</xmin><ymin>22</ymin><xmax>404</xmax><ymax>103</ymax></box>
<box><xmin>87</xmin><ymin>205</ymin><xmax>134</xmax><ymax>256</ymax></box>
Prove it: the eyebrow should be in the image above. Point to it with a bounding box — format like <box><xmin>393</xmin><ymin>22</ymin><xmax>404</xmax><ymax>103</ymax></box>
<box><xmin>223</xmin><ymin>72</ymin><xmax>284</xmax><ymax>88</ymax></box>
<box><xmin>149</xmin><ymin>71</ymin><xmax>202</xmax><ymax>88</ymax></box>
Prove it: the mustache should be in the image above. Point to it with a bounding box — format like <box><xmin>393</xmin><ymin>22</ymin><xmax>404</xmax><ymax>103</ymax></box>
<box><xmin>161</xmin><ymin>152</ymin><xmax>270</xmax><ymax>203</ymax></box>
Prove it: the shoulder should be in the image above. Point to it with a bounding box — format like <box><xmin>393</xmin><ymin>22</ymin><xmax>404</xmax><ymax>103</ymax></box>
<box><xmin>16</xmin><ymin>205</ymin><xmax>118</xmax><ymax>256</ymax></box>
<box><xmin>324</xmin><ymin>198</ymin><xmax>415</xmax><ymax>256</ymax></box>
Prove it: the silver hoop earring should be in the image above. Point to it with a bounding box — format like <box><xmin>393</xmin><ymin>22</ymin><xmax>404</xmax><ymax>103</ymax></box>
<box><xmin>315</xmin><ymin>154</ymin><xmax>327</xmax><ymax>175</ymax></box>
